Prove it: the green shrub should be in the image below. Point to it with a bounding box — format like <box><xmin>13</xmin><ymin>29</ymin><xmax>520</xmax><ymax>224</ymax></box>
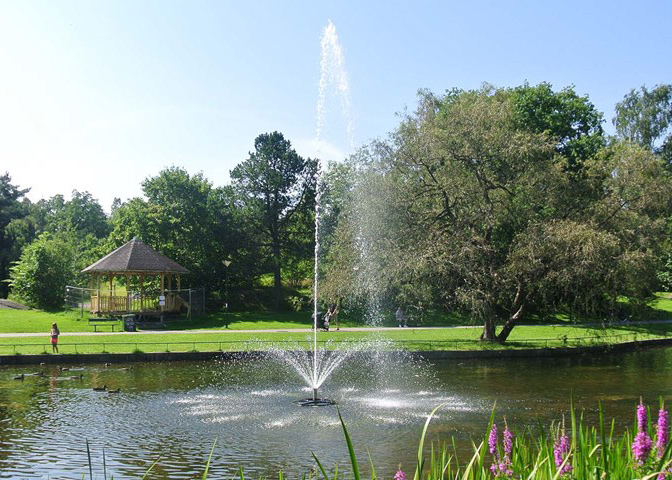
<box><xmin>8</xmin><ymin>233</ymin><xmax>76</xmax><ymax>310</ymax></box>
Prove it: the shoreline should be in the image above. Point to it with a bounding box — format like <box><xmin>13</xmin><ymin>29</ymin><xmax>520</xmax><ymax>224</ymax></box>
<box><xmin>1</xmin><ymin>337</ymin><xmax>671</xmax><ymax>366</ymax></box>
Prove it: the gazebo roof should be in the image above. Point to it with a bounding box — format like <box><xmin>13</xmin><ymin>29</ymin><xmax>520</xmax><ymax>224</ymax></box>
<box><xmin>81</xmin><ymin>237</ymin><xmax>190</xmax><ymax>274</ymax></box>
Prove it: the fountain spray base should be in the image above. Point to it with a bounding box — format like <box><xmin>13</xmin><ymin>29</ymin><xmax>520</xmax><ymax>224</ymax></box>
<box><xmin>294</xmin><ymin>387</ymin><xmax>337</xmax><ymax>407</ymax></box>
<box><xmin>294</xmin><ymin>397</ymin><xmax>337</xmax><ymax>407</ymax></box>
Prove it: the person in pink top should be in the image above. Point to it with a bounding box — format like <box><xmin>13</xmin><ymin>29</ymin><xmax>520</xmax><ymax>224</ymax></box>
<box><xmin>50</xmin><ymin>323</ymin><xmax>60</xmax><ymax>353</ymax></box>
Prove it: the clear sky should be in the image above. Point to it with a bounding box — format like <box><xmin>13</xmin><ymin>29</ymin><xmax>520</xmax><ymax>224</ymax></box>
<box><xmin>1</xmin><ymin>0</ymin><xmax>670</xmax><ymax>211</ymax></box>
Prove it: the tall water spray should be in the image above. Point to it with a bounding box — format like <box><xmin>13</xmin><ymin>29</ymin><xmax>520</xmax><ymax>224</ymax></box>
<box><xmin>311</xmin><ymin>20</ymin><xmax>353</xmax><ymax>400</ymax></box>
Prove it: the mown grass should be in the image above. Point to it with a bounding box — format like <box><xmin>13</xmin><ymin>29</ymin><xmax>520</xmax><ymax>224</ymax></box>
<box><xmin>3</xmin><ymin>292</ymin><xmax>672</xmax><ymax>334</ymax></box>
<box><xmin>0</xmin><ymin>324</ymin><xmax>669</xmax><ymax>355</ymax></box>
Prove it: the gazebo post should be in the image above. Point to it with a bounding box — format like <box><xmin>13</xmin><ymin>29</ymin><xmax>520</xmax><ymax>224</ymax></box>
<box><xmin>126</xmin><ymin>274</ymin><xmax>130</xmax><ymax>313</ymax></box>
<box><xmin>89</xmin><ymin>273</ymin><xmax>95</xmax><ymax>313</ymax></box>
<box><xmin>160</xmin><ymin>272</ymin><xmax>166</xmax><ymax>312</ymax></box>
<box><xmin>140</xmin><ymin>274</ymin><xmax>145</xmax><ymax>311</ymax></box>
<box><xmin>97</xmin><ymin>273</ymin><xmax>101</xmax><ymax>314</ymax></box>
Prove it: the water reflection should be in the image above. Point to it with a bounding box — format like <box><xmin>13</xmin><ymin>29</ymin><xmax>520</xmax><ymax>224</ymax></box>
<box><xmin>0</xmin><ymin>347</ymin><xmax>670</xmax><ymax>478</ymax></box>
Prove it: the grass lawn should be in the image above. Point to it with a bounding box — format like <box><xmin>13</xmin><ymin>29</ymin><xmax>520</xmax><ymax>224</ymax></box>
<box><xmin>0</xmin><ymin>323</ymin><xmax>670</xmax><ymax>355</ymax></box>
<box><xmin>1</xmin><ymin>293</ymin><xmax>671</xmax><ymax>355</ymax></box>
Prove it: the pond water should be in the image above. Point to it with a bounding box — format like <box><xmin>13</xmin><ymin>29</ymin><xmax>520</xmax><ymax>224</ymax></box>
<box><xmin>0</xmin><ymin>346</ymin><xmax>671</xmax><ymax>479</ymax></box>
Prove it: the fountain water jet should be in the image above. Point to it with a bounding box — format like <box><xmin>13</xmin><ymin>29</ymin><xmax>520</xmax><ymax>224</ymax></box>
<box><xmin>296</xmin><ymin>19</ymin><xmax>353</xmax><ymax>406</ymax></box>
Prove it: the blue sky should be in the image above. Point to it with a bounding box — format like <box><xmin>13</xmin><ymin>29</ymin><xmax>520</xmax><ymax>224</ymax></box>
<box><xmin>1</xmin><ymin>0</ymin><xmax>670</xmax><ymax>211</ymax></box>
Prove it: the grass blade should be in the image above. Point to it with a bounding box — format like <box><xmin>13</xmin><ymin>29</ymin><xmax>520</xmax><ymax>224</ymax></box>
<box><xmin>414</xmin><ymin>402</ymin><xmax>447</xmax><ymax>480</ymax></box>
<box><xmin>311</xmin><ymin>451</ymin><xmax>331</xmax><ymax>480</ymax></box>
<box><xmin>366</xmin><ymin>448</ymin><xmax>377</xmax><ymax>480</ymax></box>
<box><xmin>338</xmin><ymin>409</ymin><xmax>360</xmax><ymax>480</ymax></box>
<box><xmin>140</xmin><ymin>455</ymin><xmax>162</xmax><ymax>480</ymax></box>
<box><xmin>202</xmin><ymin>437</ymin><xmax>218</xmax><ymax>480</ymax></box>
<box><xmin>86</xmin><ymin>439</ymin><xmax>93</xmax><ymax>480</ymax></box>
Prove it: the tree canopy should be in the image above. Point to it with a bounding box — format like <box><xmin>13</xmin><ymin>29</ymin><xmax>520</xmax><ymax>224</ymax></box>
<box><xmin>3</xmin><ymin>85</ymin><xmax>671</xmax><ymax>330</ymax></box>
<box><xmin>230</xmin><ymin>132</ymin><xmax>317</xmax><ymax>310</ymax></box>
<box><xmin>322</xmin><ymin>86</ymin><xmax>672</xmax><ymax>341</ymax></box>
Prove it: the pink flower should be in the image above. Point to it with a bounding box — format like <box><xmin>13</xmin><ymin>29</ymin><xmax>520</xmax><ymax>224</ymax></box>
<box><xmin>637</xmin><ymin>400</ymin><xmax>647</xmax><ymax>432</ymax></box>
<box><xmin>489</xmin><ymin>423</ymin><xmax>498</xmax><ymax>456</ymax></box>
<box><xmin>394</xmin><ymin>468</ymin><xmax>406</xmax><ymax>480</ymax></box>
<box><xmin>632</xmin><ymin>431</ymin><xmax>653</xmax><ymax>465</ymax></box>
<box><xmin>657</xmin><ymin>408</ymin><xmax>669</xmax><ymax>458</ymax></box>
<box><xmin>554</xmin><ymin>432</ymin><xmax>573</xmax><ymax>475</ymax></box>
<box><xmin>503</xmin><ymin>425</ymin><xmax>513</xmax><ymax>459</ymax></box>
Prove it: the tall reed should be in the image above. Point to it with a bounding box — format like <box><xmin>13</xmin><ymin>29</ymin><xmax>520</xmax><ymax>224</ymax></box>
<box><xmin>322</xmin><ymin>399</ymin><xmax>672</xmax><ymax>480</ymax></box>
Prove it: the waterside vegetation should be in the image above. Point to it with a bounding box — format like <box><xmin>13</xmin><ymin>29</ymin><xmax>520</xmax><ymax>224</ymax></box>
<box><xmin>78</xmin><ymin>399</ymin><xmax>672</xmax><ymax>479</ymax></box>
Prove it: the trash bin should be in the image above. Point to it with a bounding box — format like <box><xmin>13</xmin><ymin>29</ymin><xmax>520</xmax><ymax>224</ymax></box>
<box><xmin>122</xmin><ymin>314</ymin><xmax>137</xmax><ymax>332</ymax></box>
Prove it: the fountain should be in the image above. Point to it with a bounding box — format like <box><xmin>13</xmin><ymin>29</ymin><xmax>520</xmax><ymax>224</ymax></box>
<box><xmin>295</xmin><ymin>20</ymin><xmax>354</xmax><ymax>406</ymax></box>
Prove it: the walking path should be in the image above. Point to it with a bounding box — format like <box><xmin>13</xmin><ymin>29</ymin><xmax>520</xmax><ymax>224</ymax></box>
<box><xmin>0</xmin><ymin>325</ymin><xmax>480</xmax><ymax>338</ymax></box>
<box><xmin>1</xmin><ymin>319</ymin><xmax>671</xmax><ymax>338</ymax></box>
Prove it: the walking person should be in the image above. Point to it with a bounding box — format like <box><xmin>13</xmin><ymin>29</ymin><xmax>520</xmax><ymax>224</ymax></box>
<box><xmin>396</xmin><ymin>307</ymin><xmax>407</xmax><ymax>328</ymax></box>
<box><xmin>50</xmin><ymin>323</ymin><xmax>60</xmax><ymax>353</ymax></box>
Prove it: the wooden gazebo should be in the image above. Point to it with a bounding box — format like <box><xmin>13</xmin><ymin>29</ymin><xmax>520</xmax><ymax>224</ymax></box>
<box><xmin>82</xmin><ymin>237</ymin><xmax>190</xmax><ymax>316</ymax></box>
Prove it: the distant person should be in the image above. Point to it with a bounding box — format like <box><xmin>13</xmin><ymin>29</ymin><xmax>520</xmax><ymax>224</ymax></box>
<box><xmin>396</xmin><ymin>307</ymin><xmax>407</xmax><ymax>328</ymax></box>
<box><xmin>326</xmin><ymin>303</ymin><xmax>340</xmax><ymax>331</ymax></box>
<box><xmin>50</xmin><ymin>323</ymin><xmax>60</xmax><ymax>353</ymax></box>
<box><xmin>312</xmin><ymin>311</ymin><xmax>328</xmax><ymax>331</ymax></box>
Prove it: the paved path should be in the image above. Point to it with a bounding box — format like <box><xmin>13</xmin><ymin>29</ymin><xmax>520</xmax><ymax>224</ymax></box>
<box><xmin>0</xmin><ymin>325</ymin><xmax>480</xmax><ymax>338</ymax></box>
<box><xmin>1</xmin><ymin>319</ymin><xmax>671</xmax><ymax>338</ymax></box>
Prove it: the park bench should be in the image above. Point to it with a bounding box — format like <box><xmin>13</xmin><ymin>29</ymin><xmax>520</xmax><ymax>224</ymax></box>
<box><xmin>88</xmin><ymin>317</ymin><xmax>120</xmax><ymax>332</ymax></box>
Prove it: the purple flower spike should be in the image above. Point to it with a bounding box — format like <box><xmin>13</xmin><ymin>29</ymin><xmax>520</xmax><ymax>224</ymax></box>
<box><xmin>657</xmin><ymin>408</ymin><xmax>669</xmax><ymax>459</ymax></box>
<box><xmin>632</xmin><ymin>431</ymin><xmax>653</xmax><ymax>465</ymax></box>
<box><xmin>503</xmin><ymin>426</ymin><xmax>513</xmax><ymax>459</ymax></box>
<box><xmin>554</xmin><ymin>432</ymin><xmax>573</xmax><ymax>475</ymax></box>
<box><xmin>489</xmin><ymin>423</ymin><xmax>498</xmax><ymax>456</ymax></box>
<box><xmin>394</xmin><ymin>469</ymin><xmax>406</xmax><ymax>480</ymax></box>
<box><xmin>637</xmin><ymin>400</ymin><xmax>647</xmax><ymax>432</ymax></box>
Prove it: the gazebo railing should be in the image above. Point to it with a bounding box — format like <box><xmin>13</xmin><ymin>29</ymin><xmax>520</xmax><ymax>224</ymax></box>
<box><xmin>90</xmin><ymin>294</ymin><xmax>158</xmax><ymax>313</ymax></box>
<box><xmin>66</xmin><ymin>286</ymin><xmax>200</xmax><ymax>316</ymax></box>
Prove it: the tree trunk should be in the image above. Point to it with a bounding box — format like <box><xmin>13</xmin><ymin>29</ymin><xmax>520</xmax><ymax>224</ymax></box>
<box><xmin>480</xmin><ymin>317</ymin><xmax>497</xmax><ymax>341</ymax></box>
<box><xmin>496</xmin><ymin>284</ymin><xmax>526</xmax><ymax>343</ymax></box>
<box><xmin>496</xmin><ymin>317</ymin><xmax>516</xmax><ymax>343</ymax></box>
<box><xmin>272</xmin><ymin>235</ymin><xmax>282</xmax><ymax>311</ymax></box>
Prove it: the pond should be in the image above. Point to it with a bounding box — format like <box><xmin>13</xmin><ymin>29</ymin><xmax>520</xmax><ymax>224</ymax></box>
<box><xmin>0</xmin><ymin>346</ymin><xmax>671</xmax><ymax>479</ymax></box>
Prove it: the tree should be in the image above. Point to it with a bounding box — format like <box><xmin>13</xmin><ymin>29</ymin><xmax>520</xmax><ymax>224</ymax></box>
<box><xmin>0</xmin><ymin>173</ymin><xmax>30</xmax><ymax>298</ymax></box>
<box><xmin>8</xmin><ymin>233</ymin><xmax>76</xmax><ymax>309</ymax></box>
<box><xmin>108</xmin><ymin>167</ymin><xmax>239</xmax><ymax>292</ymax></box>
<box><xmin>614</xmin><ymin>84</ymin><xmax>672</xmax><ymax>151</ymax></box>
<box><xmin>323</xmin><ymin>87</ymin><xmax>672</xmax><ymax>342</ymax></box>
<box><xmin>510</xmin><ymin>82</ymin><xmax>605</xmax><ymax>170</ymax></box>
<box><xmin>230</xmin><ymin>132</ymin><xmax>317</xmax><ymax>310</ymax></box>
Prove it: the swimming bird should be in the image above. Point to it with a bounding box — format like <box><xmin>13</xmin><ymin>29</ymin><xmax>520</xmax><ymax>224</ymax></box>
<box><xmin>70</xmin><ymin>374</ymin><xmax>84</xmax><ymax>380</ymax></box>
<box><xmin>58</xmin><ymin>367</ymin><xmax>70</xmax><ymax>371</ymax></box>
<box><xmin>107</xmin><ymin>388</ymin><xmax>121</xmax><ymax>393</ymax></box>
<box><xmin>92</xmin><ymin>385</ymin><xmax>107</xmax><ymax>392</ymax></box>
<box><xmin>13</xmin><ymin>374</ymin><xmax>25</xmax><ymax>380</ymax></box>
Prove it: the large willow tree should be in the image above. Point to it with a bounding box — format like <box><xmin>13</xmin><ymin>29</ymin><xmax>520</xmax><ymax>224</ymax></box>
<box><xmin>323</xmin><ymin>86</ymin><xmax>672</xmax><ymax>342</ymax></box>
